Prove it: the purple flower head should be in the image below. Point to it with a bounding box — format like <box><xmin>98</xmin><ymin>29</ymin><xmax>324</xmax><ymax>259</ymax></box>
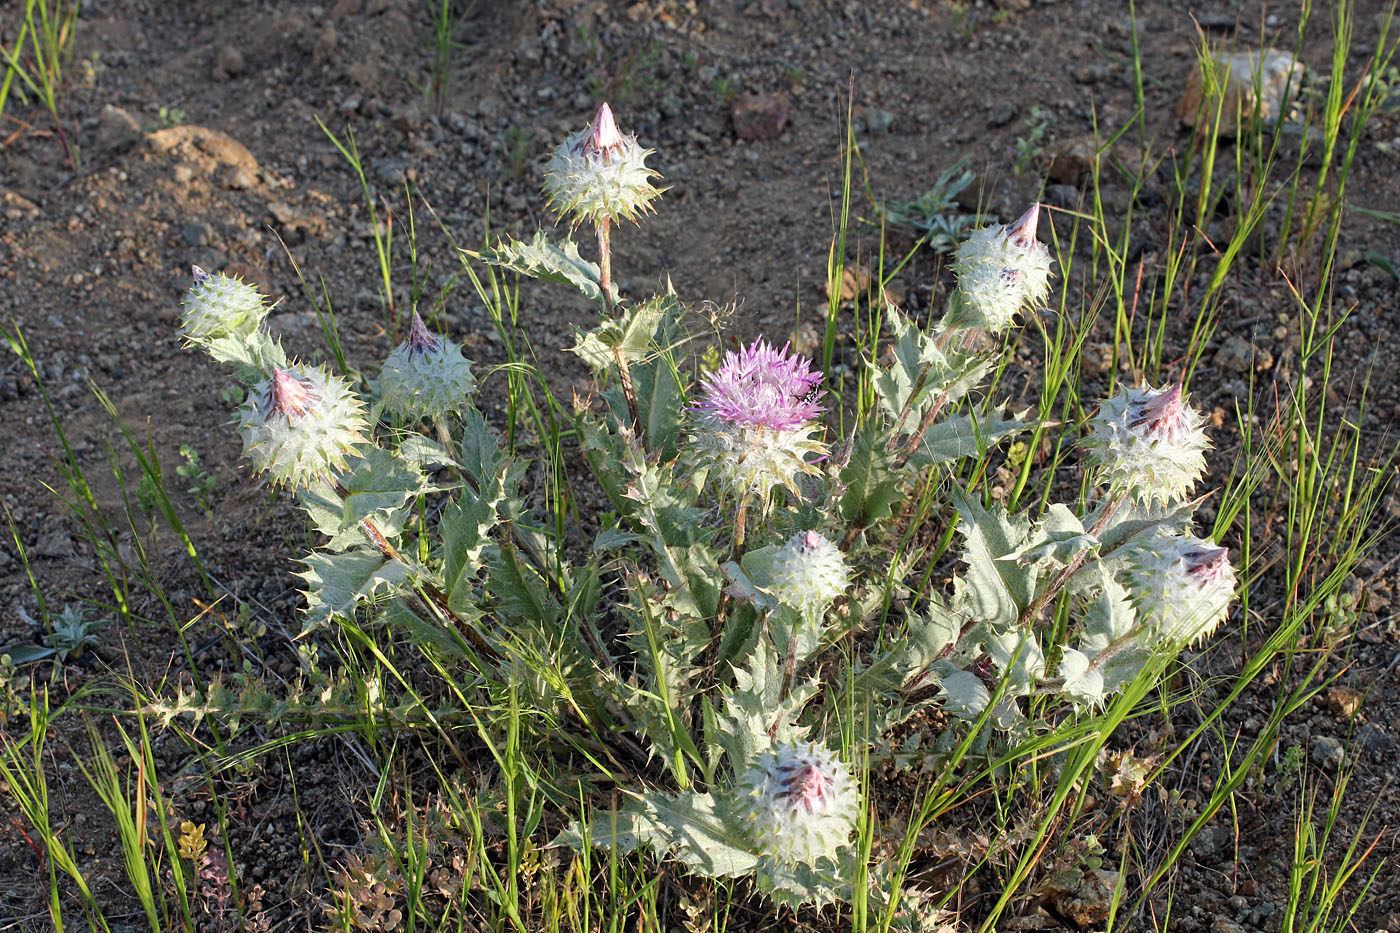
<box><xmin>694</xmin><ymin>339</ymin><xmax>824</xmax><ymax>431</ymax></box>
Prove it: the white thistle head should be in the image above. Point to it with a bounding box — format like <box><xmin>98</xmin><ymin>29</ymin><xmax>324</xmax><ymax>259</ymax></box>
<box><xmin>1124</xmin><ymin>531</ymin><xmax>1236</xmax><ymax>646</ymax></box>
<box><xmin>768</xmin><ymin>531</ymin><xmax>851</xmax><ymax>616</ymax></box>
<box><xmin>952</xmin><ymin>204</ymin><xmax>1053</xmax><ymax>333</ymax></box>
<box><xmin>377</xmin><ymin>311</ymin><xmax>477</xmax><ymax>419</ymax></box>
<box><xmin>543</xmin><ymin>102</ymin><xmax>663</xmax><ymax>227</ymax></box>
<box><xmin>237</xmin><ymin>363</ymin><xmax>366</xmax><ymax>487</ymax></box>
<box><xmin>733</xmin><ymin>741</ymin><xmax>859</xmax><ymax>866</ymax></box>
<box><xmin>180</xmin><ymin>265</ymin><xmax>270</xmax><ymax>344</ymax></box>
<box><xmin>1082</xmin><ymin>383</ymin><xmax>1209</xmax><ymax>505</ymax></box>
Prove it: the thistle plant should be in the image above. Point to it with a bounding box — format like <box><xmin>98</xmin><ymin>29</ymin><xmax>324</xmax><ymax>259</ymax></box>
<box><xmin>160</xmin><ymin>105</ymin><xmax>1243</xmax><ymax>914</ymax></box>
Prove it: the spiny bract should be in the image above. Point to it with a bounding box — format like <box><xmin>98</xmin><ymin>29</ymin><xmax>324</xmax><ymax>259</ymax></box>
<box><xmin>952</xmin><ymin>204</ymin><xmax>1053</xmax><ymax>333</ymax></box>
<box><xmin>732</xmin><ymin>741</ymin><xmax>859</xmax><ymax>866</ymax></box>
<box><xmin>1123</xmin><ymin>530</ymin><xmax>1236</xmax><ymax>646</ymax></box>
<box><xmin>543</xmin><ymin>102</ymin><xmax>663</xmax><ymax>227</ymax></box>
<box><xmin>180</xmin><ymin>265</ymin><xmax>269</xmax><ymax>344</ymax></box>
<box><xmin>238</xmin><ymin>364</ymin><xmax>367</xmax><ymax>488</ymax></box>
<box><xmin>1081</xmin><ymin>383</ymin><xmax>1209</xmax><ymax>506</ymax></box>
<box><xmin>377</xmin><ymin>311</ymin><xmax>477</xmax><ymax>419</ymax></box>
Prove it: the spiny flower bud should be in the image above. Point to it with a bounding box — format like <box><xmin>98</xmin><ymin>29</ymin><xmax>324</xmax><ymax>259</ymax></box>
<box><xmin>690</xmin><ymin>339</ymin><xmax>827</xmax><ymax>501</ymax></box>
<box><xmin>377</xmin><ymin>311</ymin><xmax>477</xmax><ymax>419</ymax></box>
<box><xmin>1082</xmin><ymin>383</ymin><xmax>1209</xmax><ymax>505</ymax></box>
<box><xmin>952</xmin><ymin>204</ymin><xmax>1053</xmax><ymax>333</ymax></box>
<box><xmin>181</xmin><ymin>265</ymin><xmax>270</xmax><ymax>344</ymax></box>
<box><xmin>769</xmin><ymin>531</ymin><xmax>851</xmax><ymax>616</ymax></box>
<box><xmin>1124</xmin><ymin>531</ymin><xmax>1236</xmax><ymax>646</ymax></box>
<box><xmin>732</xmin><ymin>741</ymin><xmax>859</xmax><ymax>867</ymax></box>
<box><xmin>238</xmin><ymin>363</ymin><xmax>366</xmax><ymax>487</ymax></box>
<box><xmin>543</xmin><ymin>102</ymin><xmax>663</xmax><ymax>227</ymax></box>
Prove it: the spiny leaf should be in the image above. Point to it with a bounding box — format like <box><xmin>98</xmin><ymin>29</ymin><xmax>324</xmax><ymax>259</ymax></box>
<box><xmin>556</xmin><ymin>790</ymin><xmax>759</xmax><ymax>878</ymax></box>
<box><xmin>479</xmin><ymin>231</ymin><xmax>617</xmax><ymax>303</ymax></box>
<box><xmin>839</xmin><ymin>422</ymin><xmax>904</xmax><ymax>527</ymax></box>
<box><xmin>950</xmin><ymin>488</ymin><xmax>1035</xmax><ymax>627</ymax></box>
<box><xmin>299</xmin><ymin>548</ymin><xmax>408</xmax><ymax>632</ymax></box>
<box><xmin>907</xmin><ymin>407</ymin><xmax>1027</xmax><ymax>468</ymax></box>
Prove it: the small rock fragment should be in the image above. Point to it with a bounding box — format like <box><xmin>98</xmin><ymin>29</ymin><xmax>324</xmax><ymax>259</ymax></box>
<box><xmin>1309</xmin><ymin>734</ymin><xmax>1344</xmax><ymax>769</ymax></box>
<box><xmin>213</xmin><ymin>44</ymin><xmax>245</xmax><ymax>80</ymax></box>
<box><xmin>731</xmin><ymin>92</ymin><xmax>790</xmax><ymax>141</ymax></box>
<box><xmin>97</xmin><ymin>104</ymin><xmax>142</xmax><ymax>153</ymax></box>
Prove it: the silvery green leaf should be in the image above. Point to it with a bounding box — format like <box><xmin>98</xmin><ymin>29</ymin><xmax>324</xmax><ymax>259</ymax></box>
<box><xmin>203</xmin><ymin>328</ymin><xmax>288</xmax><ymax>380</ymax></box>
<box><xmin>1006</xmin><ymin>503</ymin><xmax>1096</xmax><ymax>567</ymax></box>
<box><xmin>456</xmin><ymin>406</ymin><xmax>508</xmax><ymax>491</ymax></box>
<box><xmin>1058</xmin><ymin>648</ymin><xmax>1106</xmax><ymax>707</ymax></box>
<box><xmin>1094</xmin><ymin>498</ymin><xmax>1199</xmax><ymax>555</ymax></box>
<box><xmin>896</xmin><ymin>602</ymin><xmax>962</xmax><ymax>678</ymax></box>
<box><xmin>873</xmin><ymin>309</ymin><xmax>948</xmax><ymax>420</ymax></box>
<box><xmin>591</xmin><ymin>526</ymin><xmax>640</xmax><ymax>553</ymax></box>
<box><xmin>950</xmin><ymin>488</ymin><xmax>1035</xmax><ymax>627</ymax></box>
<box><xmin>556</xmin><ymin>790</ymin><xmax>759</xmax><ymax>878</ymax></box>
<box><xmin>723</xmin><ymin>545</ymin><xmax>781</xmax><ymax>609</ymax></box>
<box><xmin>714</xmin><ymin>640</ymin><xmax>814</xmax><ymax>767</ymax></box>
<box><xmin>985</xmin><ymin>628</ymin><xmax>1045</xmax><ymax>691</ymax></box>
<box><xmin>839</xmin><ymin>422</ymin><xmax>904</xmax><ymax>527</ymax></box>
<box><xmin>440</xmin><ymin>491</ymin><xmax>498</xmax><ymax>615</ymax></box>
<box><xmin>907</xmin><ymin>406</ymin><xmax>1026</xmax><ymax>468</ymax></box>
<box><xmin>299</xmin><ymin>548</ymin><xmax>408</xmax><ymax>633</ymax></box>
<box><xmin>396</xmin><ymin>433</ymin><xmax>455</xmax><ymax>470</ymax></box>
<box><xmin>937</xmin><ymin>668</ymin><xmax>990</xmax><ymax>719</ymax></box>
<box><xmin>756</xmin><ymin>854</ymin><xmax>849</xmax><ymax>910</ymax></box>
<box><xmin>1078</xmin><ymin>572</ymin><xmax>1137</xmax><ymax>655</ymax></box>
<box><xmin>479</xmin><ymin>230</ymin><xmax>617</xmax><ymax>303</ymax></box>
<box><xmin>488</xmin><ymin>543</ymin><xmax>561</xmax><ymax>626</ymax></box>
<box><xmin>569</xmin><ymin>294</ymin><xmax>673</xmax><ymax>369</ymax></box>
<box><xmin>337</xmin><ymin>446</ymin><xmax>424</xmax><ymax>528</ymax></box>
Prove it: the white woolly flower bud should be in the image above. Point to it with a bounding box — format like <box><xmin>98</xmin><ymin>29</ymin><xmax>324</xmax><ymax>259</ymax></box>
<box><xmin>1082</xmin><ymin>383</ymin><xmax>1209</xmax><ymax>505</ymax></box>
<box><xmin>1124</xmin><ymin>531</ymin><xmax>1236</xmax><ymax>646</ymax></box>
<box><xmin>181</xmin><ymin>265</ymin><xmax>270</xmax><ymax>344</ymax></box>
<box><xmin>733</xmin><ymin>741</ymin><xmax>859</xmax><ymax>866</ymax></box>
<box><xmin>952</xmin><ymin>204</ymin><xmax>1053</xmax><ymax>333</ymax></box>
<box><xmin>377</xmin><ymin>311</ymin><xmax>477</xmax><ymax>419</ymax></box>
<box><xmin>543</xmin><ymin>102</ymin><xmax>663</xmax><ymax>226</ymax></box>
<box><xmin>769</xmin><ymin>531</ymin><xmax>851</xmax><ymax>616</ymax></box>
<box><xmin>238</xmin><ymin>364</ymin><xmax>367</xmax><ymax>487</ymax></box>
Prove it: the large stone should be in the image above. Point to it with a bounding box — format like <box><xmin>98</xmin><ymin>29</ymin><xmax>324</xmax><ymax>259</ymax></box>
<box><xmin>96</xmin><ymin>104</ymin><xmax>142</xmax><ymax>153</ymax></box>
<box><xmin>1178</xmin><ymin>49</ymin><xmax>1304</xmax><ymax>135</ymax></box>
<box><xmin>146</xmin><ymin>125</ymin><xmax>261</xmax><ymax>189</ymax></box>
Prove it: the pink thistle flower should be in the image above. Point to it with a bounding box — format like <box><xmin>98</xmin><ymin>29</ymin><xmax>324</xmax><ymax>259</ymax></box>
<box><xmin>573</xmin><ymin>102</ymin><xmax>626</xmax><ymax>160</ymax></box>
<box><xmin>694</xmin><ymin>339</ymin><xmax>824</xmax><ymax>432</ymax></box>
<box><xmin>271</xmin><ymin>368</ymin><xmax>319</xmax><ymax>420</ymax></box>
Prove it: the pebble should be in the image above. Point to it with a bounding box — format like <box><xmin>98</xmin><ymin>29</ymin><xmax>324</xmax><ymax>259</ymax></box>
<box><xmin>183</xmin><ymin>222</ymin><xmax>214</xmax><ymax>247</ymax></box>
<box><xmin>987</xmin><ymin>103</ymin><xmax>1018</xmax><ymax>127</ymax></box>
<box><xmin>214</xmin><ymin>44</ymin><xmax>245</xmax><ymax>80</ymax></box>
<box><xmin>731</xmin><ymin>91</ymin><xmax>790</xmax><ymax>141</ymax></box>
<box><xmin>35</xmin><ymin>529</ymin><xmax>74</xmax><ymax>558</ymax></box>
<box><xmin>1309</xmin><ymin>734</ymin><xmax>1344</xmax><ymax>769</ymax></box>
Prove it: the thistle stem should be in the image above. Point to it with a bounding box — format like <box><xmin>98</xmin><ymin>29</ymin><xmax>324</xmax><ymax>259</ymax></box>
<box><xmin>1015</xmin><ymin>496</ymin><xmax>1124</xmax><ymax>629</ymax></box>
<box><xmin>334</xmin><ymin>481</ymin><xmax>500</xmax><ymax>660</ymax></box>
<box><xmin>733</xmin><ymin>493</ymin><xmax>751</xmax><ymax>556</ymax></box>
<box><xmin>892</xmin><ymin>328</ymin><xmax>980</xmax><ymax>470</ymax></box>
<box><xmin>598</xmin><ymin>217</ymin><xmax>614</xmax><ymax>316</ymax></box>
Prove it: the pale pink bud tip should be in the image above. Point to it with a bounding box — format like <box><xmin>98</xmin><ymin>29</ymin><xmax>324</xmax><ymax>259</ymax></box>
<box><xmin>192</xmin><ymin>265</ymin><xmax>211</xmax><ymax>284</ymax></box>
<box><xmin>576</xmin><ymin>101</ymin><xmax>625</xmax><ymax>158</ymax></box>
<box><xmin>1004</xmin><ymin>203</ymin><xmax>1041</xmax><ymax>249</ymax></box>
<box><xmin>406</xmin><ymin>311</ymin><xmax>439</xmax><ymax>356</ymax></box>
<box><xmin>271</xmin><ymin>368</ymin><xmax>319</xmax><ymax>419</ymax></box>
<box><xmin>776</xmin><ymin>762</ymin><xmax>832</xmax><ymax>815</ymax></box>
<box><xmin>1130</xmin><ymin>383</ymin><xmax>1187</xmax><ymax>442</ymax></box>
<box><xmin>1184</xmin><ymin>545</ymin><xmax>1230</xmax><ymax>585</ymax></box>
